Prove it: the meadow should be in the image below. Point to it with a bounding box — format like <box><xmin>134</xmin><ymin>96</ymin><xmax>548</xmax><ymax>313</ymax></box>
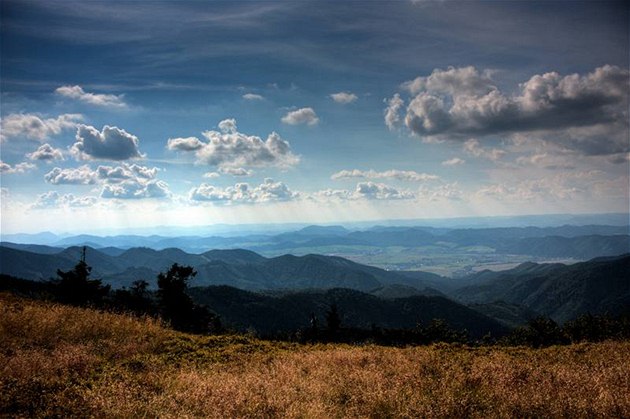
<box><xmin>1</xmin><ymin>293</ymin><xmax>629</xmax><ymax>418</ymax></box>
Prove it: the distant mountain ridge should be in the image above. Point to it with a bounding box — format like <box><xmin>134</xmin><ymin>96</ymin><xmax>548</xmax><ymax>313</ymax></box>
<box><xmin>3</xmin><ymin>224</ymin><xmax>628</xmax><ymax>259</ymax></box>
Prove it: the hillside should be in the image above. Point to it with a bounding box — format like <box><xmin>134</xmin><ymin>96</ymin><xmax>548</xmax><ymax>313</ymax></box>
<box><xmin>188</xmin><ymin>286</ymin><xmax>506</xmax><ymax>338</ymax></box>
<box><xmin>2</xmin><ymin>293</ymin><xmax>629</xmax><ymax>418</ymax></box>
<box><xmin>451</xmin><ymin>254</ymin><xmax>630</xmax><ymax>323</ymax></box>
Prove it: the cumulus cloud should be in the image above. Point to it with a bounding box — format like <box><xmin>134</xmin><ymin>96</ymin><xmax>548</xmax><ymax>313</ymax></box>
<box><xmin>71</xmin><ymin>125</ymin><xmax>143</xmax><ymax>161</ymax></box>
<box><xmin>170</xmin><ymin>119</ymin><xmax>299</xmax><ymax>169</ymax></box>
<box><xmin>189</xmin><ymin>178</ymin><xmax>298</xmax><ymax>204</ymax></box>
<box><xmin>0</xmin><ymin>161</ymin><xmax>36</xmax><ymax>174</ymax></box>
<box><xmin>55</xmin><ymin>85</ymin><xmax>127</xmax><ymax>108</ymax></box>
<box><xmin>203</xmin><ymin>171</ymin><xmax>220</xmax><ymax>179</ymax></box>
<box><xmin>27</xmin><ymin>143</ymin><xmax>64</xmax><ymax>161</ymax></box>
<box><xmin>242</xmin><ymin>93</ymin><xmax>264</xmax><ymax>100</ymax></box>
<box><xmin>441</xmin><ymin>157</ymin><xmax>465</xmax><ymax>166</ymax></box>
<box><xmin>281</xmin><ymin>107</ymin><xmax>319</xmax><ymax>126</ymax></box>
<box><xmin>388</xmin><ymin>65</ymin><xmax>630</xmax><ymax>155</ymax></box>
<box><xmin>101</xmin><ymin>179</ymin><xmax>171</xmax><ymax>200</ymax></box>
<box><xmin>313</xmin><ymin>182</ymin><xmax>415</xmax><ymax>201</ymax></box>
<box><xmin>384</xmin><ymin>94</ymin><xmax>404</xmax><ymax>131</ymax></box>
<box><xmin>463</xmin><ymin>139</ymin><xmax>506</xmax><ymax>161</ymax></box>
<box><xmin>330</xmin><ymin>92</ymin><xmax>358</xmax><ymax>104</ymax></box>
<box><xmin>30</xmin><ymin>191</ymin><xmax>98</xmax><ymax>209</ymax></box>
<box><xmin>355</xmin><ymin>182</ymin><xmax>415</xmax><ymax>200</ymax></box>
<box><xmin>331</xmin><ymin>169</ymin><xmax>439</xmax><ymax>182</ymax></box>
<box><xmin>0</xmin><ymin>113</ymin><xmax>82</xmax><ymax>142</ymax></box>
<box><xmin>44</xmin><ymin>165</ymin><xmax>98</xmax><ymax>185</ymax></box>
<box><xmin>96</xmin><ymin>163</ymin><xmax>158</xmax><ymax>183</ymax></box>
<box><xmin>167</xmin><ymin>136</ymin><xmax>205</xmax><ymax>151</ymax></box>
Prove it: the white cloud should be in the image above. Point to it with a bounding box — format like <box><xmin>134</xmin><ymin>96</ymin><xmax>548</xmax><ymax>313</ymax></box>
<box><xmin>0</xmin><ymin>113</ymin><xmax>82</xmax><ymax>142</ymax></box>
<box><xmin>71</xmin><ymin>125</ymin><xmax>143</xmax><ymax>161</ymax></box>
<box><xmin>203</xmin><ymin>171</ymin><xmax>220</xmax><ymax>179</ymax></box>
<box><xmin>463</xmin><ymin>139</ymin><xmax>505</xmax><ymax>161</ymax></box>
<box><xmin>101</xmin><ymin>179</ymin><xmax>171</xmax><ymax>200</ymax></box>
<box><xmin>441</xmin><ymin>157</ymin><xmax>465</xmax><ymax>166</ymax></box>
<box><xmin>355</xmin><ymin>182</ymin><xmax>415</xmax><ymax>200</ymax></box>
<box><xmin>281</xmin><ymin>107</ymin><xmax>319</xmax><ymax>126</ymax></box>
<box><xmin>475</xmin><ymin>171</ymin><xmax>605</xmax><ymax>202</ymax></box>
<box><xmin>171</xmin><ymin>118</ymin><xmax>299</xmax><ymax>169</ymax></box>
<box><xmin>219</xmin><ymin>167</ymin><xmax>252</xmax><ymax>177</ymax></box>
<box><xmin>312</xmin><ymin>182</ymin><xmax>415</xmax><ymax>201</ymax></box>
<box><xmin>27</xmin><ymin>143</ymin><xmax>65</xmax><ymax>161</ymax></box>
<box><xmin>167</xmin><ymin>136</ymin><xmax>205</xmax><ymax>151</ymax></box>
<box><xmin>331</xmin><ymin>169</ymin><xmax>439</xmax><ymax>182</ymax></box>
<box><xmin>242</xmin><ymin>93</ymin><xmax>264</xmax><ymax>100</ymax></box>
<box><xmin>44</xmin><ymin>165</ymin><xmax>98</xmax><ymax>185</ymax></box>
<box><xmin>418</xmin><ymin>182</ymin><xmax>464</xmax><ymax>201</ymax></box>
<box><xmin>30</xmin><ymin>191</ymin><xmax>98</xmax><ymax>209</ymax></box>
<box><xmin>189</xmin><ymin>178</ymin><xmax>298</xmax><ymax>204</ymax></box>
<box><xmin>384</xmin><ymin>94</ymin><xmax>404</xmax><ymax>131</ymax></box>
<box><xmin>55</xmin><ymin>85</ymin><xmax>127</xmax><ymax>108</ymax></box>
<box><xmin>514</xmin><ymin>153</ymin><xmax>576</xmax><ymax>170</ymax></box>
<box><xmin>330</xmin><ymin>92</ymin><xmax>357</xmax><ymax>104</ymax></box>
<box><xmin>389</xmin><ymin>65</ymin><xmax>630</xmax><ymax>155</ymax></box>
<box><xmin>96</xmin><ymin>163</ymin><xmax>158</xmax><ymax>183</ymax></box>
<box><xmin>0</xmin><ymin>161</ymin><xmax>36</xmax><ymax>174</ymax></box>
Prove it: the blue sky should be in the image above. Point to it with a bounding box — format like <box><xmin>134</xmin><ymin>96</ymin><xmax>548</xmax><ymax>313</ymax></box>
<box><xmin>1</xmin><ymin>0</ymin><xmax>628</xmax><ymax>233</ymax></box>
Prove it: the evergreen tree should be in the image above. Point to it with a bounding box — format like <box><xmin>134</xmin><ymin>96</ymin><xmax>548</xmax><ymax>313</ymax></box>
<box><xmin>156</xmin><ymin>263</ymin><xmax>220</xmax><ymax>333</ymax></box>
<box><xmin>326</xmin><ymin>303</ymin><xmax>341</xmax><ymax>333</ymax></box>
<box><xmin>54</xmin><ymin>247</ymin><xmax>110</xmax><ymax>306</ymax></box>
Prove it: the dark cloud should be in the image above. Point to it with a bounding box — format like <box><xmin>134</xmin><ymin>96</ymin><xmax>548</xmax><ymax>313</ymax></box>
<box><xmin>388</xmin><ymin>65</ymin><xmax>629</xmax><ymax>155</ymax></box>
<box><xmin>71</xmin><ymin>125</ymin><xmax>143</xmax><ymax>160</ymax></box>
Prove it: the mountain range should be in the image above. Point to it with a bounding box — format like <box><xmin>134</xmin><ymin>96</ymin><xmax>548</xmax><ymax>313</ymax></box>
<box><xmin>0</xmin><ymin>245</ymin><xmax>445</xmax><ymax>293</ymax></box>
<box><xmin>1</xmin><ymin>242</ymin><xmax>628</xmax><ymax>328</ymax></box>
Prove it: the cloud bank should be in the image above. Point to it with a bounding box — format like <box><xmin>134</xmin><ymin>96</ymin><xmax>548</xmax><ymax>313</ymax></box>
<box><xmin>331</xmin><ymin>169</ymin><xmax>439</xmax><ymax>182</ymax></box>
<box><xmin>386</xmin><ymin>65</ymin><xmax>629</xmax><ymax>155</ymax></box>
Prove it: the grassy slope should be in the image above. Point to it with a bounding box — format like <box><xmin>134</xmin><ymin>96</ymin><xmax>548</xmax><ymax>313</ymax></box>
<box><xmin>1</xmin><ymin>293</ymin><xmax>629</xmax><ymax>418</ymax></box>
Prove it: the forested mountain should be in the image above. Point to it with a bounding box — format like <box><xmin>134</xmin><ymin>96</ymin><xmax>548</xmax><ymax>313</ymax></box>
<box><xmin>451</xmin><ymin>254</ymin><xmax>630</xmax><ymax>323</ymax></box>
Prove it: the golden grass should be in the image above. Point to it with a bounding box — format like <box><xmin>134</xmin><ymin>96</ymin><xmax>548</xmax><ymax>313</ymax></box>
<box><xmin>1</xmin><ymin>292</ymin><xmax>629</xmax><ymax>418</ymax></box>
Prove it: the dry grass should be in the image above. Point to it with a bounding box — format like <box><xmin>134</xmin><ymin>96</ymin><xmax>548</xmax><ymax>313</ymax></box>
<box><xmin>1</xmin><ymin>292</ymin><xmax>629</xmax><ymax>418</ymax></box>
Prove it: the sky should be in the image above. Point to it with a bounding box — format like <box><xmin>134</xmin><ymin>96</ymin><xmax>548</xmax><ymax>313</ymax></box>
<box><xmin>1</xmin><ymin>0</ymin><xmax>629</xmax><ymax>234</ymax></box>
